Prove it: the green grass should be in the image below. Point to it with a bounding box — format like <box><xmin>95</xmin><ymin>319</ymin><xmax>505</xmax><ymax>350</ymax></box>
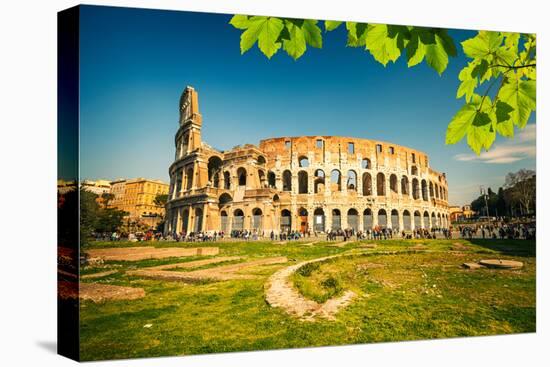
<box><xmin>79</xmin><ymin>238</ymin><xmax>536</xmax><ymax>361</ymax></box>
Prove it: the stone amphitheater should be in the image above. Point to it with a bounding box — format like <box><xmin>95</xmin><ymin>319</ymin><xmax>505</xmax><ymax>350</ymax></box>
<box><xmin>165</xmin><ymin>86</ymin><xmax>450</xmax><ymax>236</ymax></box>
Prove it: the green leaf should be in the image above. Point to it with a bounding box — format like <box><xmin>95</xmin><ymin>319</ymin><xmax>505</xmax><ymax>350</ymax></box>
<box><xmin>364</xmin><ymin>24</ymin><xmax>403</xmax><ymax>66</ymax></box>
<box><xmin>456</xmin><ymin>62</ymin><xmax>478</xmax><ymax>102</ymax></box>
<box><xmin>240</xmin><ymin>16</ymin><xmax>284</xmax><ymax>58</ymax></box>
<box><xmin>467</xmin><ymin>112</ymin><xmax>493</xmax><ymax>154</ymax></box>
<box><xmin>498</xmin><ymin>76</ymin><xmax>536</xmax><ymax>128</ymax></box>
<box><xmin>425</xmin><ymin>33</ymin><xmax>451</xmax><ymax>75</ymax></box>
<box><xmin>406</xmin><ymin>28</ymin><xmax>427</xmax><ymax>67</ymax></box>
<box><xmin>346</xmin><ymin>22</ymin><xmax>368</xmax><ymax>47</ymax></box>
<box><xmin>282</xmin><ymin>21</ymin><xmax>306</xmax><ymax>60</ymax></box>
<box><xmin>229</xmin><ymin>15</ymin><xmax>250</xmax><ymax>30</ymax></box>
<box><xmin>436</xmin><ymin>30</ymin><xmax>457</xmax><ymax>57</ymax></box>
<box><xmin>446</xmin><ymin>103</ymin><xmax>479</xmax><ymax>145</ymax></box>
<box><xmin>471</xmin><ymin>59</ymin><xmax>491</xmax><ymax>83</ymax></box>
<box><xmin>325</xmin><ymin>21</ymin><xmax>343</xmax><ymax>31</ymax></box>
<box><xmin>462</xmin><ymin>31</ymin><xmax>503</xmax><ymax>58</ymax></box>
<box><xmin>495</xmin><ymin>101</ymin><xmax>515</xmax><ymax>137</ymax></box>
<box><xmin>302</xmin><ymin>20</ymin><xmax>322</xmax><ymax>48</ymax></box>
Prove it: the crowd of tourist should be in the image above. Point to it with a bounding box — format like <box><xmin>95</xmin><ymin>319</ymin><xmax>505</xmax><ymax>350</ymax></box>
<box><xmin>458</xmin><ymin>222</ymin><xmax>535</xmax><ymax>240</ymax></box>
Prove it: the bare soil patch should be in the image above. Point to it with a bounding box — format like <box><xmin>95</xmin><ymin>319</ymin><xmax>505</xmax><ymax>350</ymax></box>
<box><xmin>58</xmin><ymin>281</ymin><xmax>145</xmax><ymax>302</ymax></box>
<box><xmin>85</xmin><ymin>247</ymin><xmax>219</xmax><ymax>261</ymax></box>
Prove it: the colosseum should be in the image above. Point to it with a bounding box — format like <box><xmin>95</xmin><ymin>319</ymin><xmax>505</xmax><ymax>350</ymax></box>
<box><xmin>165</xmin><ymin>86</ymin><xmax>450</xmax><ymax>236</ymax></box>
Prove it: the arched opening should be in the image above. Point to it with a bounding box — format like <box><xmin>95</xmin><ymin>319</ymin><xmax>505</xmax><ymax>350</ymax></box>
<box><xmin>347</xmin><ymin>170</ymin><xmax>357</xmax><ymax>191</ymax></box>
<box><xmin>298</xmin><ymin>156</ymin><xmax>309</xmax><ymax>168</ymax></box>
<box><xmin>423</xmin><ymin>211</ymin><xmax>430</xmax><ymax>229</ymax></box>
<box><xmin>252</xmin><ymin>208</ymin><xmax>262</xmax><ymax>230</ymax></box>
<box><xmin>314</xmin><ymin>208</ymin><xmax>325</xmax><ymax>232</ymax></box>
<box><xmin>280</xmin><ymin>209</ymin><xmax>291</xmax><ymax>233</ymax></box>
<box><xmin>403</xmin><ymin>210</ymin><xmax>411</xmax><ymax>231</ymax></box>
<box><xmin>414</xmin><ymin>211</ymin><xmax>422</xmax><ymax>228</ymax></box>
<box><xmin>273</xmin><ymin>194</ymin><xmax>280</xmax><ymax>202</ymax></box>
<box><xmin>378</xmin><ymin>209</ymin><xmax>387</xmax><ymax>228</ymax></box>
<box><xmin>233</xmin><ymin>209</ymin><xmax>244</xmax><ymax>231</ymax></box>
<box><xmin>429</xmin><ymin>182</ymin><xmax>434</xmax><ymax>198</ymax></box>
<box><xmin>175</xmin><ymin>170</ymin><xmax>183</xmax><ymax>194</ymax></box>
<box><xmin>237</xmin><ymin>167</ymin><xmax>247</xmax><ymax>186</ymax></box>
<box><xmin>431</xmin><ymin>212</ymin><xmax>436</xmax><ymax>227</ymax></box>
<box><xmin>331</xmin><ymin>170</ymin><xmax>342</xmax><ymax>191</ymax></box>
<box><xmin>363</xmin><ymin>208</ymin><xmax>373</xmax><ymax>230</ymax></box>
<box><xmin>220</xmin><ymin>210</ymin><xmax>229</xmax><ymax>233</ymax></box>
<box><xmin>411</xmin><ymin>166</ymin><xmax>418</xmax><ymax>175</ymax></box>
<box><xmin>390</xmin><ymin>174</ymin><xmax>398</xmax><ymax>194</ymax></box>
<box><xmin>298</xmin><ymin>207</ymin><xmax>308</xmax><ymax>233</ymax></box>
<box><xmin>435</xmin><ymin>184</ymin><xmax>440</xmax><ymax>199</ymax></box>
<box><xmin>421</xmin><ymin>180</ymin><xmax>428</xmax><ymax>201</ymax></box>
<box><xmin>282</xmin><ymin>170</ymin><xmax>292</xmax><ymax>191</ymax></box>
<box><xmin>437</xmin><ymin>213</ymin><xmax>442</xmax><ymax>227</ymax></box>
<box><xmin>376</xmin><ymin>172</ymin><xmax>386</xmax><ymax>196</ymax></box>
<box><xmin>391</xmin><ymin>209</ymin><xmax>399</xmax><ymax>229</ymax></box>
<box><xmin>185</xmin><ymin>167</ymin><xmax>194</xmax><ymax>190</ymax></box>
<box><xmin>412</xmin><ymin>178</ymin><xmax>420</xmax><ymax>200</ymax></box>
<box><xmin>267</xmin><ymin>171</ymin><xmax>276</xmax><ymax>188</ymax></box>
<box><xmin>440</xmin><ymin>186</ymin><xmax>444</xmax><ymax>200</ymax></box>
<box><xmin>181</xmin><ymin>209</ymin><xmax>189</xmax><ymax>233</ymax></box>
<box><xmin>348</xmin><ymin>208</ymin><xmax>359</xmax><ymax>231</ymax></box>
<box><xmin>362</xmin><ymin>172</ymin><xmax>372</xmax><ymax>196</ymax></box>
<box><xmin>314</xmin><ymin>169</ymin><xmax>325</xmax><ymax>194</ymax></box>
<box><xmin>401</xmin><ymin>176</ymin><xmax>409</xmax><ymax>196</ymax></box>
<box><xmin>193</xmin><ymin>208</ymin><xmax>203</xmax><ymax>232</ymax></box>
<box><xmin>207</xmin><ymin>156</ymin><xmax>223</xmax><ymax>186</ymax></box>
<box><xmin>258</xmin><ymin>170</ymin><xmax>266</xmax><ymax>187</ymax></box>
<box><xmin>219</xmin><ymin>193</ymin><xmax>233</xmax><ymax>207</ymax></box>
<box><xmin>361</xmin><ymin>158</ymin><xmax>371</xmax><ymax>169</ymax></box>
<box><xmin>331</xmin><ymin>209</ymin><xmax>341</xmax><ymax>230</ymax></box>
<box><xmin>223</xmin><ymin>171</ymin><xmax>231</xmax><ymax>190</ymax></box>
<box><xmin>298</xmin><ymin>171</ymin><xmax>308</xmax><ymax>194</ymax></box>
<box><xmin>257</xmin><ymin>155</ymin><xmax>266</xmax><ymax>165</ymax></box>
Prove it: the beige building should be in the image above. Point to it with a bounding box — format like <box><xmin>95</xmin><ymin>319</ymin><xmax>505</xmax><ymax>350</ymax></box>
<box><xmin>165</xmin><ymin>86</ymin><xmax>450</xmax><ymax>235</ymax></box>
<box><xmin>449</xmin><ymin>204</ymin><xmax>476</xmax><ymax>222</ymax></box>
<box><xmin>109</xmin><ymin>178</ymin><xmax>169</xmax><ymax>221</ymax></box>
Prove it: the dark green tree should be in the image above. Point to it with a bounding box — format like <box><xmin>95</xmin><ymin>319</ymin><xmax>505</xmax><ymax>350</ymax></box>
<box><xmin>80</xmin><ymin>188</ymin><xmax>100</xmax><ymax>245</ymax></box>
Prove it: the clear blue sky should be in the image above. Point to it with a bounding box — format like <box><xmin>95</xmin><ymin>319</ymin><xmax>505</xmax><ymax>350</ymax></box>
<box><xmin>77</xmin><ymin>5</ymin><xmax>536</xmax><ymax>206</ymax></box>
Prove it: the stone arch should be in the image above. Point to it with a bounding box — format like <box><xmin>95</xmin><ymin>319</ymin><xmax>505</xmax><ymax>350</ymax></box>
<box><xmin>391</xmin><ymin>209</ymin><xmax>399</xmax><ymax>229</ymax></box>
<box><xmin>282</xmin><ymin>170</ymin><xmax>292</xmax><ymax>191</ymax></box>
<box><xmin>421</xmin><ymin>179</ymin><xmax>428</xmax><ymax>201</ymax></box>
<box><xmin>435</xmin><ymin>183</ymin><xmax>440</xmax><ymax>198</ymax></box>
<box><xmin>348</xmin><ymin>208</ymin><xmax>359</xmax><ymax>231</ymax></box>
<box><xmin>378</xmin><ymin>209</ymin><xmax>387</xmax><ymax>228</ymax></box>
<box><xmin>220</xmin><ymin>210</ymin><xmax>229</xmax><ymax>233</ymax></box>
<box><xmin>207</xmin><ymin>156</ymin><xmax>223</xmax><ymax>187</ymax></box>
<box><xmin>237</xmin><ymin>167</ymin><xmax>247</xmax><ymax>186</ymax></box>
<box><xmin>223</xmin><ymin>171</ymin><xmax>231</xmax><ymax>190</ymax></box>
<box><xmin>376</xmin><ymin>172</ymin><xmax>386</xmax><ymax>196</ymax></box>
<box><xmin>331</xmin><ymin>170</ymin><xmax>342</xmax><ymax>191</ymax></box>
<box><xmin>414</xmin><ymin>210</ymin><xmax>422</xmax><ymax>228</ymax></box>
<box><xmin>331</xmin><ymin>209</ymin><xmax>341</xmax><ymax>230</ymax></box>
<box><xmin>267</xmin><ymin>170</ymin><xmax>276</xmax><ymax>188</ymax></box>
<box><xmin>181</xmin><ymin>208</ymin><xmax>189</xmax><ymax>233</ymax></box>
<box><xmin>363</xmin><ymin>208</ymin><xmax>373</xmax><ymax>230</ymax></box>
<box><xmin>257</xmin><ymin>155</ymin><xmax>266</xmax><ymax>165</ymax></box>
<box><xmin>440</xmin><ymin>186</ymin><xmax>444</xmax><ymax>200</ymax></box>
<box><xmin>258</xmin><ymin>169</ymin><xmax>266</xmax><ymax>187</ymax></box>
<box><xmin>233</xmin><ymin>209</ymin><xmax>244</xmax><ymax>231</ymax></box>
<box><xmin>298</xmin><ymin>170</ymin><xmax>308</xmax><ymax>194</ymax></box>
<box><xmin>185</xmin><ymin>167</ymin><xmax>194</xmax><ymax>190</ymax></box>
<box><xmin>423</xmin><ymin>211</ymin><xmax>430</xmax><ymax>229</ymax></box>
<box><xmin>390</xmin><ymin>174</ymin><xmax>398</xmax><ymax>194</ymax></box>
<box><xmin>218</xmin><ymin>193</ymin><xmax>233</xmax><ymax>207</ymax></box>
<box><xmin>313</xmin><ymin>207</ymin><xmax>325</xmax><ymax>232</ymax></box>
<box><xmin>298</xmin><ymin>156</ymin><xmax>309</xmax><ymax>168</ymax></box>
<box><xmin>412</xmin><ymin>178</ymin><xmax>420</xmax><ymax>199</ymax></box>
<box><xmin>429</xmin><ymin>182</ymin><xmax>434</xmax><ymax>198</ymax></box>
<box><xmin>314</xmin><ymin>169</ymin><xmax>325</xmax><ymax>194</ymax></box>
<box><xmin>280</xmin><ymin>209</ymin><xmax>291</xmax><ymax>233</ymax></box>
<box><xmin>298</xmin><ymin>207</ymin><xmax>309</xmax><ymax>233</ymax></box>
<box><xmin>411</xmin><ymin>166</ymin><xmax>418</xmax><ymax>175</ymax></box>
<box><xmin>273</xmin><ymin>194</ymin><xmax>280</xmax><ymax>202</ymax></box>
<box><xmin>347</xmin><ymin>170</ymin><xmax>357</xmax><ymax>191</ymax></box>
<box><xmin>401</xmin><ymin>175</ymin><xmax>409</xmax><ymax>196</ymax></box>
<box><xmin>361</xmin><ymin>158</ymin><xmax>371</xmax><ymax>169</ymax></box>
<box><xmin>431</xmin><ymin>212</ymin><xmax>436</xmax><ymax>227</ymax></box>
<box><xmin>252</xmin><ymin>208</ymin><xmax>263</xmax><ymax>230</ymax></box>
<box><xmin>362</xmin><ymin>172</ymin><xmax>372</xmax><ymax>196</ymax></box>
<box><xmin>193</xmin><ymin>208</ymin><xmax>203</xmax><ymax>232</ymax></box>
<box><xmin>437</xmin><ymin>213</ymin><xmax>442</xmax><ymax>227</ymax></box>
<box><xmin>403</xmin><ymin>210</ymin><xmax>412</xmax><ymax>231</ymax></box>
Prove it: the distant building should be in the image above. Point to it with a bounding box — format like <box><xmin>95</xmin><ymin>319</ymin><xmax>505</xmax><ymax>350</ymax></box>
<box><xmin>81</xmin><ymin>179</ymin><xmax>112</xmax><ymax>195</ymax></box>
<box><xmin>57</xmin><ymin>179</ymin><xmax>77</xmax><ymax>194</ymax></box>
<box><xmin>109</xmin><ymin>178</ymin><xmax>169</xmax><ymax>227</ymax></box>
<box><xmin>449</xmin><ymin>204</ymin><xmax>476</xmax><ymax>222</ymax></box>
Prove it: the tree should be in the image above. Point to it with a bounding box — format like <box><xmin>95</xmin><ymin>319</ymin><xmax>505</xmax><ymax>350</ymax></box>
<box><xmin>101</xmin><ymin>192</ymin><xmax>115</xmax><ymax>207</ymax></box>
<box><xmin>504</xmin><ymin>169</ymin><xmax>536</xmax><ymax>215</ymax></box>
<box><xmin>229</xmin><ymin>16</ymin><xmax>536</xmax><ymax>154</ymax></box>
<box><xmin>79</xmin><ymin>188</ymin><xmax>100</xmax><ymax>245</ymax></box>
<box><xmin>96</xmin><ymin>208</ymin><xmax>128</xmax><ymax>233</ymax></box>
<box><xmin>154</xmin><ymin>194</ymin><xmax>169</xmax><ymax>208</ymax></box>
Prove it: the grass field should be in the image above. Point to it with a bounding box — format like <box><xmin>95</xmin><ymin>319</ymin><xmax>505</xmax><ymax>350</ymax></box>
<box><xmin>79</xmin><ymin>238</ymin><xmax>535</xmax><ymax>361</ymax></box>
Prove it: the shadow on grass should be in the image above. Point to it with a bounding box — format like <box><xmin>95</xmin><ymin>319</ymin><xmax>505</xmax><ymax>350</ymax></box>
<box><xmin>467</xmin><ymin>239</ymin><xmax>536</xmax><ymax>258</ymax></box>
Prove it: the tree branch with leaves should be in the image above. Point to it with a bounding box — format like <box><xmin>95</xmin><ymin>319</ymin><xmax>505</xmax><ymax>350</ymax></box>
<box><xmin>229</xmin><ymin>16</ymin><xmax>536</xmax><ymax>154</ymax></box>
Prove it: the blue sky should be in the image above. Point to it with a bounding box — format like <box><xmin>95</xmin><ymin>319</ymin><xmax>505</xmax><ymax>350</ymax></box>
<box><xmin>78</xmin><ymin>5</ymin><xmax>535</xmax><ymax>206</ymax></box>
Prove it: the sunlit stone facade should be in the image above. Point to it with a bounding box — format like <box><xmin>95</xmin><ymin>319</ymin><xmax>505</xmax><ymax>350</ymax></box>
<box><xmin>165</xmin><ymin>86</ymin><xmax>450</xmax><ymax>235</ymax></box>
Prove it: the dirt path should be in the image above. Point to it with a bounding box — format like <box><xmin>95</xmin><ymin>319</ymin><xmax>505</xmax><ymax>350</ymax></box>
<box><xmin>265</xmin><ymin>254</ymin><xmax>358</xmax><ymax>321</ymax></box>
<box><xmin>81</xmin><ymin>270</ymin><xmax>118</xmax><ymax>279</ymax></box>
<box><xmin>58</xmin><ymin>281</ymin><xmax>145</xmax><ymax>302</ymax></box>
<box><xmin>127</xmin><ymin>256</ymin><xmax>288</xmax><ymax>282</ymax></box>
<box><xmin>85</xmin><ymin>247</ymin><xmax>219</xmax><ymax>261</ymax></box>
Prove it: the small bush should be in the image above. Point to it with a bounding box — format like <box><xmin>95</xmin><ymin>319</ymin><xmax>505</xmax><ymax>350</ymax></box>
<box><xmin>297</xmin><ymin>262</ymin><xmax>320</xmax><ymax>277</ymax></box>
